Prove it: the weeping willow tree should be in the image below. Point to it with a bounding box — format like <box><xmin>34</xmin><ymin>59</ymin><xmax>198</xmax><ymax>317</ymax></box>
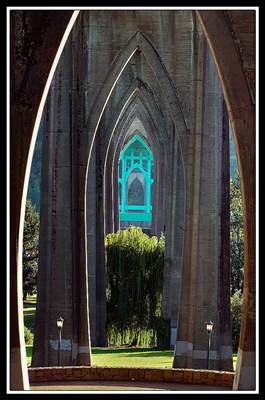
<box><xmin>105</xmin><ymin>226</ymin><xmax>169</xmax><ymax>347</ymax></box>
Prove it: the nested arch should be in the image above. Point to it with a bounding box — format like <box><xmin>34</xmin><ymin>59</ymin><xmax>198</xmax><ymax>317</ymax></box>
<box><xmin>119</xmin><ymin>134</ymin><xmax>154</xmax><ymax>225</ymax></box>
<box><xmin>11</xmin><ymin>10</ymin><xmax>256</xmax><ymax>391</ymax></box>
<box><xmin>84</xmin><ymin>30</ymin><xmax>188</xmax><ymax>194</ymax></box>
<box><xmin>120</xmin><ymin>133</ymin><xmax>154</xmax><ymax>159</ymax></box>
<box><xmin>103</xmin><ymin>89</ymin><xmax>170</xmax><ymax>234</ymax></box>
<box><xmin>101</xmin><ymin>78</ymin><xmax>170</xmax><ymax>234</ymax></box>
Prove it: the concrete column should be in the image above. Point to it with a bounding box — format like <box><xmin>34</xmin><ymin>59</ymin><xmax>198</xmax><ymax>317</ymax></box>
<box><xmin>86</xmin><ymin>146</ymin><xmax>97</xmax><ymax>346</ymax></box>
<box><xmin>95</xmin><ymin>134</ymin><xmax>107</xmax><ymax>346</ymax></box>
<box><xmin>32</xmin><ymin>42</ymin><xmax>77</xmax><ymax>366</ymax></box>
<box><xmin>166</xmin><ymin>23</ymin><xmax>205</xmax><ymax>355</ymax></box>
<box><xmin>32</xmin><ymin>25</ymin><xmax>91</xmax><ymax>366</ymax></box>
<box><xmin>196</xmin><ymin>10</ymin><xmax>256</xmax><ymax>387</ymax></box>
<box><xmin>161</xmin><ymin>132</ymin><xmax>176</xmax><ymax>325</ymax></box>
<box><xmin>173</xmin><ymin>32</ymin><xmax>232</xmax><ymax>370</ymax></box>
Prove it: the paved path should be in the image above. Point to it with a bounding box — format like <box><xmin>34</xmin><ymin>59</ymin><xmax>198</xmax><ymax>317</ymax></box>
<box><xmin>30</xmin><ymin>381</ymin><xmax>231</xmax><ymax>391</ymax></box>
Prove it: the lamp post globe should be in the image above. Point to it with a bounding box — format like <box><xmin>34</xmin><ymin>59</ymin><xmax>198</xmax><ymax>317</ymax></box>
<box><xmin>57</xmin><ymin>316</ymin><xmax>64</xmax><ymax>330</ymax></box>
<box><xmin>205</xmin><ymin>321</ymin><xmax>214</xmax><ymax>369</ymax></box>
<box><xmin>56</xmin><ymin>316</ymin><xmax>64</xmax><ymax>366</ymax></box>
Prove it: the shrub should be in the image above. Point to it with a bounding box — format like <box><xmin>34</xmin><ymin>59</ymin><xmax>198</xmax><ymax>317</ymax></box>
<box><xmin>231</xmin><ymin>290</ymin><xmax>243</xmax><ymax>352</ymax></box>
<box><xmin>24</xmin><ymin>326</ymin><xmax>34</xmax><ymax>345</ymax></box>
<box><xmin>105</xmin><ymin>226</ymin><xmax>167</xmax><ymax>347</ymax></box>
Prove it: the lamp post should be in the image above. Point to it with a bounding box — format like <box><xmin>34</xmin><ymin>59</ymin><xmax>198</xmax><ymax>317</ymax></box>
<box><xmin>56</xmin><ymin>316</ymin><xmax>64</xmax><ymax>366</ymax></box>
<box><xmin>206</xmin><ymin>321</ymin><xmax>214</xmax><ymax>369</ymax></box>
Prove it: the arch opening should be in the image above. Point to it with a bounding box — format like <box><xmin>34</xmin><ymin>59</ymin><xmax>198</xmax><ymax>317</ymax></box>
<box><xmin>10</xmin><ymin>9</ymin><xmax>256</xmax><ymax>390</ymax></box>
<box><xmin>119</xmin><ymin>134</ymin><xmax>154</xmax><ymax>229</ymax></box>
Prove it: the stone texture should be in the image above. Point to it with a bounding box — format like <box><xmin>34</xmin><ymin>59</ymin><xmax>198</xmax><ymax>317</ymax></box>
<box><xmin>28</xmin><ymin>366</ymin><xmax>234</xmax><ymax>388</ymax></box>
<box><xmin>10</xmin><ymin>9</ymin><xmax>255</xmax><ymax>390</ymax></box>
<box><xmin>32</xmin><ymin>10</ymin><xmax>232</xmax><ymax>370</ymax></box>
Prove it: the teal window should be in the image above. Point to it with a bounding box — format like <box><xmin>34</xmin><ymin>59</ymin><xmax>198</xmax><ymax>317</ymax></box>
<box><xmin>119</xmin><ymin>134</ymin><xmax>154</xmax><ymax>225</ymax></box>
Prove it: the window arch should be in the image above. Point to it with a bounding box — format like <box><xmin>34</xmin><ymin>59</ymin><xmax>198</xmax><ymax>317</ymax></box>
<box><xmin>119</xmin><ymin>134</ymin><xmax>153</xmax><ymax>226</ymax></box>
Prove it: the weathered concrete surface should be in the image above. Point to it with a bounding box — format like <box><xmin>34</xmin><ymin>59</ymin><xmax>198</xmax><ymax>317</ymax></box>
<box><xmin>10</xmin><ymin>9</ymin><xmax>255</xmax><ymax>390</ymax></box>
<box><xmin>10</xmin><ymin>10</ymin><xmax>73</xmax><ymax>389</ymax></box>
<box><xmin>197</xmin><ymin>10</ymin><xmax>256</xmax><ymax>390</ymax></box>
<box><xmin>34</xmin><ymin>10</ymin><xmax>232</xmax><ymax>370</ymax></box>
<box><xmin>32</xmin><ymin>42</ymin><xmax>92</xmax><ymax>366</ymax></box>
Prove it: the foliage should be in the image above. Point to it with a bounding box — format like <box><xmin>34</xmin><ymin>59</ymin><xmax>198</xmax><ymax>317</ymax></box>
<box><xmin>24</xmin><ymin>326</ymin><xmax>34</xmax><ymax>345</ymax></box>
<box><xmin>231</xmin><ymin>290</ymin><xmax>243</xmax><ymax>352</ymax></box>
<box><xmin>230</xmin><ymin>174</ymin><xmax>244</xmax><ymax>294</ymax></box>
<box><xmin>27</xmin><ymin>127</ymin><xmax>43</xmax><ymax>212</ymax></box>
<box><xmin>23</xmin><ymin>199</ymin><xmax>40</xmax><ymax>300</ymax></box>
<box><xmin>105</xmin><ymin>226</ymin><xmax>168</xmax><ymax>347</ymax></box>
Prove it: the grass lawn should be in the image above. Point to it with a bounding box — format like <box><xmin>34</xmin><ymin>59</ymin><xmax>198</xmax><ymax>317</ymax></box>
<box><xmin>24</xmin><ymin>295</ymin><xmax>36</xmax><ymax>365</ymax></box>
<box><xmin>25</xmin><ymin>346</ymin><xmax>174</xmax><ymax>368</ymax></box>
<box><xmin>92</xmin><ymin>347</ymin><xmax>174</xmax><ymax>368</ymax></box>
<box><xmin>26</xmin><ymin>346</ymin><xmax>33</xmax><ymax>366</ymax></box>
<box><xmin>23</xmin><ymin>297</ymin><xmax>238</xmax><ymax>370</ymax></box>
<box><xmin>26</xmin><ymin>345</ymin><xmax>238</xmax><ymax>370</ymax></box>
<box><xmin>233</xmin><ymin>353</ymin><xmax>237</xmax><ymax>370</ymax></box>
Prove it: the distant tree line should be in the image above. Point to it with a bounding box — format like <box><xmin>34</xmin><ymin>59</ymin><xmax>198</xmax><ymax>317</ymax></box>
<box><xmin>230</xmin><ymin>173</ymin><xmax>244</xmax><ymax>351</ymax></box>
<box><xmin>23</xmin><ymin>200</ymin><xmax>39</xmax><ymax>300</ymax></box>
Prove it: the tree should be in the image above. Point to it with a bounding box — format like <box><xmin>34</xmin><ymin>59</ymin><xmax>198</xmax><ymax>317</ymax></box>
<box><xmin>231</xmin><ymin>290</ymin><xmax>243</xmax><ymax>351</ymax></box>
<box><xmin>27</xmin><ymin>126</ymin><xmax>43</xmax><ymax>212</ymax></box>
<box><xmin>23</xmin><ymin>199</ymin><xmax>40</xmax><ymax>300</ymax></box>
<box><xmin>230</xmin><ymin>174</ymin><xmax>244</xmax><ymax>294</ymax></box>
<box><xmin>105</xmin><ymin>226</ymin><xmax>167</xmax><ymax>347</ymax></box>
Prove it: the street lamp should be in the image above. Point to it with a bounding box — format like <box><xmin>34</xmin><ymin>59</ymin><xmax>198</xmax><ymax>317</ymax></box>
<box><xmin>206</xmin><ymin>320</ymin><xmax>214</xmax><ymax>369</ymax></box>
<box><xmin>56</xmin><ymin>316</ymin><xmax>64</xmax><ymax>366</ymax></box>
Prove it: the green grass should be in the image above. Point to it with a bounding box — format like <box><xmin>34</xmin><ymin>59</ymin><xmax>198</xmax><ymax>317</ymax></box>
<box><xmin>24</xmin><ymin>296</ymin><xmax>36</xmax><ymax>365</ymax></box>
<box><xmin>25</xmin><ymin>345</ymin><xmax>238</xmax><ymax>370</ymax></box>
<box><xmin>23</xmin><ymin>301</ymin><xmax>36</xmax><ymax>331</ymax></box>
<box><xmin>233</xmin><ymin>353</ymin><xmax>237</xmax><ymax>370</ymax></box>
<box><xmin>92</xmin><ymin>347</ymin><xmax>174</xmax><ymax>368</ymax></box>
<box><xmin>23</xmin><ymin>298</ymin><xmax>238</xmax><ymax>370</ymax></box>
<box><xmin>26</xmin><ymin>346</ymin><xmax>33</xmax><ymax>366</ymax></box>
<box><xmin>25</xmin><ymin>294</ymin><xmax>37</xmax><ymax>303</ymax></box>
<box><xmin>25</xmin><ymin>346</ymin><xmax>174</xmax><ymax>368</ymax></box>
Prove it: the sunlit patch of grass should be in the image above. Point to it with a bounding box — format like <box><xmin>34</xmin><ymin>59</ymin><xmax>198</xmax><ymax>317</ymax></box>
<box><xmin>233</xmin><ymin>353</ymin><xmax>237</xmax><ymax>370</ymax></box>
<box><xmin>26</xmin><ymin>345</ymin><xmax>33</xmax><ymax>366</ymax></box>
<box><xmin>91</xmin><ymin>347</ymin><xmax>174</xmax><ymax>368</ymax></box>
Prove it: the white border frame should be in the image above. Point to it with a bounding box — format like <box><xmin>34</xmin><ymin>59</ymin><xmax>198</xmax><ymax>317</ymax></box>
<box><xmin>6</xmin><ymin>5</ymin><xmax>259</xmax><ymax>395</ymax></box>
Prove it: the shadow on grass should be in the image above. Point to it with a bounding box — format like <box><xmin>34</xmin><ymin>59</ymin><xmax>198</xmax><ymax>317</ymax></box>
<box><xmin>92</xmin><ymin>347</ymin><xmax>173</xmax><ymax>355</ymax></box>
<box><xmin>26</xmin><ymin>345</ymin><xmax>33</xmax><ymax>366</ymax></box>
<box><xmin>24</xmin><ymin>314</ymin><xmax>35</xmax><ymax>331</ymax></box>
<box><xmin>23</xmin><ymin>303</ymin><xmax>36</xmax><ymax>309</ymax></box>
<box><xmin>125</xmin><ymin>351</ymin><xmax>173</xmax><ymax>358</ymax></box>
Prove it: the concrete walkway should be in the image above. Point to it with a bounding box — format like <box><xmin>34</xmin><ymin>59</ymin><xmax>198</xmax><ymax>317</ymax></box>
<box><xmin>30</xmin><ymin>381</ymin><xmax>231</xmax><ymax>391</ymax></box>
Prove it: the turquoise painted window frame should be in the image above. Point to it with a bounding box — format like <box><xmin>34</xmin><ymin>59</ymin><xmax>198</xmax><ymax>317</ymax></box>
<box><xmin>119</xmin><ymin>134</ymin><xmax>154</xmax><ymax>223</ymax></box>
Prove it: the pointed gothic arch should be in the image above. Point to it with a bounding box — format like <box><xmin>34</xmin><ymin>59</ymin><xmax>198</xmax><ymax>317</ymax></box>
<box><xmin>10</xmin><ymin>10</ymin><xmax>256</xmax><ymax>390</ymax></box>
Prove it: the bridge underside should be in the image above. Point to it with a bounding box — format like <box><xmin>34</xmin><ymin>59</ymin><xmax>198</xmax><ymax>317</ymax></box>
<box><xmin>10</xmin><ymin>9</ymin><xmax>256</xmax><ymax>391</ymax></box>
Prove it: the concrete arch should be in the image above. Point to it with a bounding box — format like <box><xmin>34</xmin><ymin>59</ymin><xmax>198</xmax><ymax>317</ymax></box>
<box><xmin>83</xmin><ymin>30</ymin><xmax>187</xmax><ymax>174</ymax></box>
<box><xmin>100</xmin><ymin>82</ymin><xmax>171</xmax><ymax>235</ymax></box>
<box><xmin>93</xmin><ymin>73</ymin><xmax>171</xmax><ymax>236</ymax></box>
<box><xmin>10</xmin><ymin>10</ymin><xmax>256</xmax><ymax>390</ymax></box>
<box><xmin>10</xmin><ymin>10</ymin><xmax>79</xmax><ymax>389</ymax></box>
<box><xmin>110</xmin><ymin>102</ymin><xmax>169</xmax><ymax>235</ymax></box>
<box><xmin>94</xmin><ymin>63</ymin><xmax>186</xmax><ymax>344</ymax></box>
<box><xmin>107</xmin><ymin>95</ymin><xmax>168</xmax><ymax>234</ymax></box>
<box><xmin>196</xmin><ymin>11</ymin><xmax>256</xmax><ymax>390</ymax></box>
